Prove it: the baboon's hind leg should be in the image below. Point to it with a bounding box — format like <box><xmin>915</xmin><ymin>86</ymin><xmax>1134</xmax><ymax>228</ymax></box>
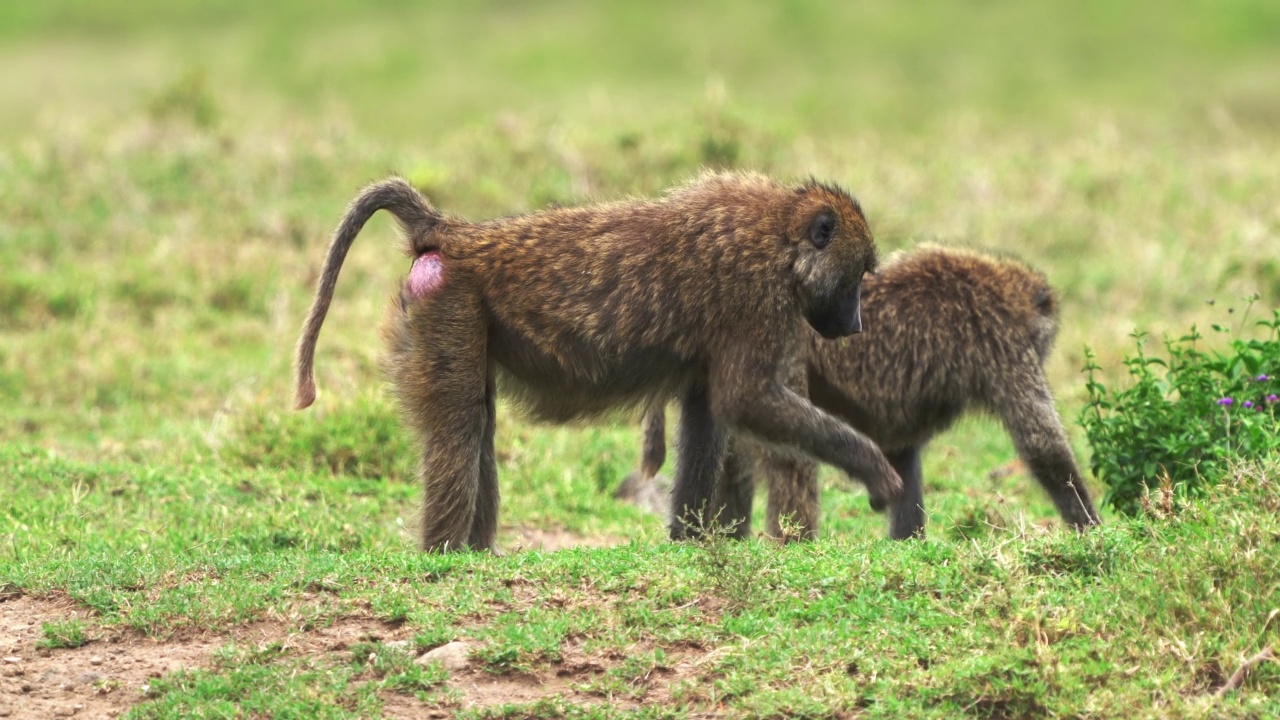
<box><xmin>467</xmin><ymin>374</ymin><xmax>500</xmax><ymax>550</ymax></box>
<box><xmin>764</xmin><ymin>454</ymin><xmax>821</xmax><ymax>541</ymax></box>
<box><xmin>392</xmin><ymin>295</ymin><xmax>490</xmax><ymax>553</ymax></box>
<box><xmin>993</xmin><ymin>370</ymin><xmax>1101</xmax><ymax>530</ymax></box>
<box><xmin>669</xmin><ymin>384</ymin><xmax>727</xmax><ymax>540</ymax></box>
<box><xmin>713</xmin><ymin>440</ymin><xmax>755</xmax><ymax>538</ymax></box>
<box><xmin>761</xmin><ymin>360</ymin><xmax>821</xmax><ymax>542</ymax></box>
<box><xmin>886</xmin><ymin>447</ymin><xmax>925</xmax><ymax>540</ymax></box>
<box><xmin>639</xmin><ymin>403</ymin><xmax>666</xmax><ymax>480</ymax></box>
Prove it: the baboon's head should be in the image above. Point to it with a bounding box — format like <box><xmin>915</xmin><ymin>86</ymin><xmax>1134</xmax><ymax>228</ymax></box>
<box><xmin>790</xmin><ymin>182</ymin><xmax>878</xmax><ymax>339</ymax></box>
<box><xmin>1030</xmin><ymin>284</ymin><xmax>1061</xmax><ymax>364</ymax></box>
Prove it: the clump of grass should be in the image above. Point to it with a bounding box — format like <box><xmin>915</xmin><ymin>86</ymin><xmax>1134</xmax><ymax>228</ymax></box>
<box><xmin>945</xmin><ymin>502</ymin><xmax>1011</xmax><ymax>542</ymax></box>
<box><xmin>687</xmin><ymin>512</ymin><xmax>787</xmax><ymax>613</ymax></box>
<box><xmin>928</xmin><ymin>646</ymin><xmax>1056</xmax><ymax>719</ymax></box>
<box><xmin>471</xmin><ymin>610</ymin><xmax>572</xmax><ymax>675</ymax></box>
<box><xmin>350</xmin><ymin>641</ymin><xmax>449</xmax><ymax>695</ymax></box>
<box><xmin>221</xmin><ymin>395</ymin><xmax>414</xmax><ymax>481</ymax></box>
<box><xmin>1020</xmin><ymin>526</ymin><xmax>1127</xmax><ymax>578</ymax></box>
<box><xmin>37</xmin><ymin>619</ymin><xmax>91</xmax><ymax>649</ymax></box>
<box><xmin>148</xmin><ymin>68</ymin><xmax>220</xmax><ymax>129</ymax></box>
<box><xmin>576</xmin><ymin>647</ymin><xmax>671</xmax><ymax>701</ymax></box>
<box><xmin>138</xmin><ymin>642</ymin><xmax>382</xmax><ymax>719</ymax></box>
<box><xmin>0</xmin><ymin>275</ymin><xmax>87</xmax><ymax>329</ymax></box>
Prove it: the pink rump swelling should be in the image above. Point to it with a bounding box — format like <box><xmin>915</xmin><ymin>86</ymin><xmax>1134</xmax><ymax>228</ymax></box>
<box><xmin>407</xmin><ymin>251</ymin><xmax>444</xmax><ymax>298</ymax></box>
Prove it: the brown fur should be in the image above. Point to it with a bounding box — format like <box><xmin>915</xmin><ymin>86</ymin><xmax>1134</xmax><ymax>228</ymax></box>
<box><xmin>294</xmin><ymin>172</ymin><xmax>902</xmax><ymax>551</ymax></box>
<box><xmin>635</xmin><ymin>245</ymin><xmax>1102</xmax><ymax>540</ymax></box>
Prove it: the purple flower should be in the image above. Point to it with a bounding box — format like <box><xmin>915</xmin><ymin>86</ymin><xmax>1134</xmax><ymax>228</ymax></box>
<box><xmin>1217</xmin><ymin>397</ymin><xmax>1234</xmax><ymax>406</ymax></box>
<box><xmin>1244</xmin><ymin>401</ymin><xmax>1254</xmax><ymax>408</ymax></box>
<box><xmin>1269</xmin><ymin>394</ymin><xmax>1279</xmax><ymax>403</ymax></box>
<box><xmin>1258</xmin><ymin>374</ymin><xmax>1271</xmax><ymax>382</ymax></box>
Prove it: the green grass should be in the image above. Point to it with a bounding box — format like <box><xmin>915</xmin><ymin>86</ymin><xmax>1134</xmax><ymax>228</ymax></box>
<box><xmin>5</xmin><ymin>446</ymin><xmax>1280</xmax><ymax>717</ymax></box>
<box><xmin>37</xmin><ymin>618</ymin><xmax>92</xmax><ymax>649</ymax></box>
<box><xmin>2</xmin><ymin>1</ymin><xmax>1279</xmax><ymax>716</ymax></box>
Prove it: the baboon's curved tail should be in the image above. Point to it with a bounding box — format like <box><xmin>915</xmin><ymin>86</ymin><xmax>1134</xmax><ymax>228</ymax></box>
<box><xmin>294</xmin><ymin>177</ymin><xmax>441</xmax><ymax>409</ymax></box>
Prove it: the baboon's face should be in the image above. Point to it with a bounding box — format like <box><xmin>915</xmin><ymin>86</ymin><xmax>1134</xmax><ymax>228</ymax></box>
<box><xmin>791</xmin><ymin>190</ymin><xmax>878</xmax><ymax>340</ymax></box>
<box><xmin>1027</xmin><ymin>283</ymin><xmax>1060</xmax><ymax>364</ymax></box>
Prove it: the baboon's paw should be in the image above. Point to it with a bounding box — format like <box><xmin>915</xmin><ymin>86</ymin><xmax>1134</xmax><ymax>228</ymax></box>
<box><xmin>868</xmin><ymin>472</ymin><xmax>903</xmax><ymax>512</ymax></box>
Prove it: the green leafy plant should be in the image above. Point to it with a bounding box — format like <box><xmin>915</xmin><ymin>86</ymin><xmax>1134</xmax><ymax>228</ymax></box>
<box><xmin>1080</xmin><ymin>306</ymin><xmax>1280</xmax><ymax>515</ymax></box>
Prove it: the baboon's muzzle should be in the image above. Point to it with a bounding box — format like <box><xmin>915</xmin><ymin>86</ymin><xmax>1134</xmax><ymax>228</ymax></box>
<box><xmin>809</xmin><ymin>281</ymin><xmax>863</xmax><ymax>339</ymax></box>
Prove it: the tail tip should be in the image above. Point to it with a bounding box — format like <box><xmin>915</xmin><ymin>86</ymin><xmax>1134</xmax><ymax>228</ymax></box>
<box><xmin>295</xmin><ymin>378</ymin><xmax>317</xmax><ymax>410</ymax></box>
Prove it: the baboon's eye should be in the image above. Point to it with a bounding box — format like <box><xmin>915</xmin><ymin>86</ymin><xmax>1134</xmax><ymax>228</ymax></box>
<box><xmin>809</xmin><ymin>211</ymin><xmax>836</xmax><ymax>250</ymax></box>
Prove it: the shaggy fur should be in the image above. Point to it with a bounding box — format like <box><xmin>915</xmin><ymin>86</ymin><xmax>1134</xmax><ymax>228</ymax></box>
<box><xmin>294</xmin><ymin>172</ymin><xmax>901</xmax><ymax>551</ymax></box>
<box><xmin>634</xmin><ymin>245</ymin><xmax>1101</xmax><ymax>540</ymax></box>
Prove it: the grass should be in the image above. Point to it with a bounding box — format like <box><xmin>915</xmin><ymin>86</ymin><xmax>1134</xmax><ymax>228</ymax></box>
<box><xmin>2</xmin><ymin>1</ymin><xmax>1279</xmax><ymax>716</ymax></box>
<box><xmin>37</xmin><ymin>618</ymin><xmax>92</xmax><ymax>649</ymax></box>
<box><xmin>5</xmin><ymin>447</ymin><xmax>1280</xmax><ymax>716</ymax></box>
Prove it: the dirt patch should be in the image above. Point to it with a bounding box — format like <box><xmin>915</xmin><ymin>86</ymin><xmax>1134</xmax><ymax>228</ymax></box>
<box><xmin>0</xmin><ymin>595</ymin><xmax>415</xmax><ymax>720</ymax></box>
<box><xmin>2</xmin><ymin>594</ymin><xmax>706</xmax><ymax>717</ymax></box>
<box><xmin>380</xmin><ymin>640</ymin><xmax>706</xmax><ymax>717</ymax></box>
<box><xmin>0</xmin><ymin>594</ymin><xmax>193</xmax><ymax>719</ymax></box>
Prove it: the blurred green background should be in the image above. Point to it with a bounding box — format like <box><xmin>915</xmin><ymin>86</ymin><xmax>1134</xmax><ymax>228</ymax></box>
<box><xmin>3</xmin><ymin>0</ymin><xmax>1279</xmax><ymax>138</ymax></box>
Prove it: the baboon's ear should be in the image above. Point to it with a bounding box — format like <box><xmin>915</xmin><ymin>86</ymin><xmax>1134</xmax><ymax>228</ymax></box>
<box><xmin>807</xmin><ymin>209</ymin><xmax>837</xmax><ymax>250</ymax></box>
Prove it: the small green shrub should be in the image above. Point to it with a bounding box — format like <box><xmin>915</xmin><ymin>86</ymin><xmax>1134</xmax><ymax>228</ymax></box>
<box><xmin>1080</xmin><ymin>307</ymin><xmax>1280</xmax><ymax>515</ymax></box>
<box><xmin>689</xmin><ymin>514</ymin><xmax>787</xmax><ymax>613</ymax></box>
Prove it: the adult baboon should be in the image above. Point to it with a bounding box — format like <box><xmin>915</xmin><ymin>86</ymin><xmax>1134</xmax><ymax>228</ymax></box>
<box><xmin>294</xmin><ymin>172</ymin><xmax>902</xmax><ymax>551</ymax></box>
<box><xmin>632</xmin><ymin>245</ymin><xmax>1101</xmax><ymax>540</ymax></box>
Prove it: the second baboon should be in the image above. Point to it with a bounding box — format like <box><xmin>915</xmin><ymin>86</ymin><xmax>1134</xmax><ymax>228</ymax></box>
<box><xmin>294</xmin><ymin>171</ymin><xmax>903</xmax><ymax>552</ymax></box>
<box><xmin>633</xmin><ymin>245</ymin><xmax>1102</xmax><ymax>540</ymax></box>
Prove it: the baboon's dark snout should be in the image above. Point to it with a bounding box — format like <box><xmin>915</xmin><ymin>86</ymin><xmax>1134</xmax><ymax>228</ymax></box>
<box><xmin>847</xmin><ymin>303</ymin><xmax>863</xmax><ymax>334</ymax></box>
<box><xmin>809</xmin><ymin>281</ymin><xmax>865</xmax><ymax>339</ymax></box>
<box><xmin>835</xmin><ymin>281</ymin><xmax>864</xmax><ymax>336</ymax></box>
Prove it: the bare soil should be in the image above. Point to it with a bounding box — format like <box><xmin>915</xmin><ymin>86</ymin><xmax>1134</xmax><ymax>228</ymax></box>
<box><xmin>2</xmin><ymin>577</ymin><xmax>706</xmax><ymax>717</ymax></box>
<box><xmin>0</xmin><ymin>594</ymin><xmax>212</xmax><ymax>720</ymax></box>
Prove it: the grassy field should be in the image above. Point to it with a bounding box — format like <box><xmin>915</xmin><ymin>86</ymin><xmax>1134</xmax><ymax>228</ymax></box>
<box><xmin>2</xmin><ymin>1</ymin><xmax>1279</xmax><ymax>717</ymax></box>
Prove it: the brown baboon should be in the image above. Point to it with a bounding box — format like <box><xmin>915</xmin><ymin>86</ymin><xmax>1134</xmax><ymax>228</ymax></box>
<box><xmin>633</xmin><ymin>245</ymin><xmax>1102</xmax><ymax>540</ymax></box>
<box><xmin>294</xmin><ymin>172</ymin><xmax>903</xmax><ymax>552</ymax></box>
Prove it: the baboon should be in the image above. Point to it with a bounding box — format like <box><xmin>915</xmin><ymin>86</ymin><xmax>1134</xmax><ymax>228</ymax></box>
<box><xmin>632</xmin><ymin>245</ymin><xmax>1102</xmax><ymax>540</ymax></box>
<box><xmin>294</xmin><ymin>172</ymin><xmax>903</xmax><ymax>552</ymax></box>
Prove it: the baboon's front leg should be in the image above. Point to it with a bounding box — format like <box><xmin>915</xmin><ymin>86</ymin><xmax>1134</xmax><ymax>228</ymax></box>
<box><xmin>669</xmin><ymin>384</ymin><xmax>727</xmax><ymax>540</ymax></box>
<box><xmin>760</xmin><ymin>360</ymin><xmax>821</xmax><ymax>541</ymax></box>
<box><xmin>711</xmin><ymin>347</ymin><xmax>901</xmax><ymax>512</ymax></box>
<box><xmin>886</xmin><ymin>447</ymin><xmax>925</xmax><ymax>540</ymax></box>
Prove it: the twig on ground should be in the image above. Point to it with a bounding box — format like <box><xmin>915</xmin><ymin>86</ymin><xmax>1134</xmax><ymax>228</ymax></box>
<box><xmin>1214</xmin><ymin>647</ymin><xmax>1275</xmax><ymax>697</ymax></box>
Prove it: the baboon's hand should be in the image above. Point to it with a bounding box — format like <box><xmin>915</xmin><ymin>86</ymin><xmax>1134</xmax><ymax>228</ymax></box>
<box><xmin>1065</xmin><ymin>502</ymin><xmax>1102</xmax><ymax>531</ymax></box>
<box><xmin>866</xmin><ymin>464</ymin><xmax>903</xmax><ymax>512</ymax></box>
